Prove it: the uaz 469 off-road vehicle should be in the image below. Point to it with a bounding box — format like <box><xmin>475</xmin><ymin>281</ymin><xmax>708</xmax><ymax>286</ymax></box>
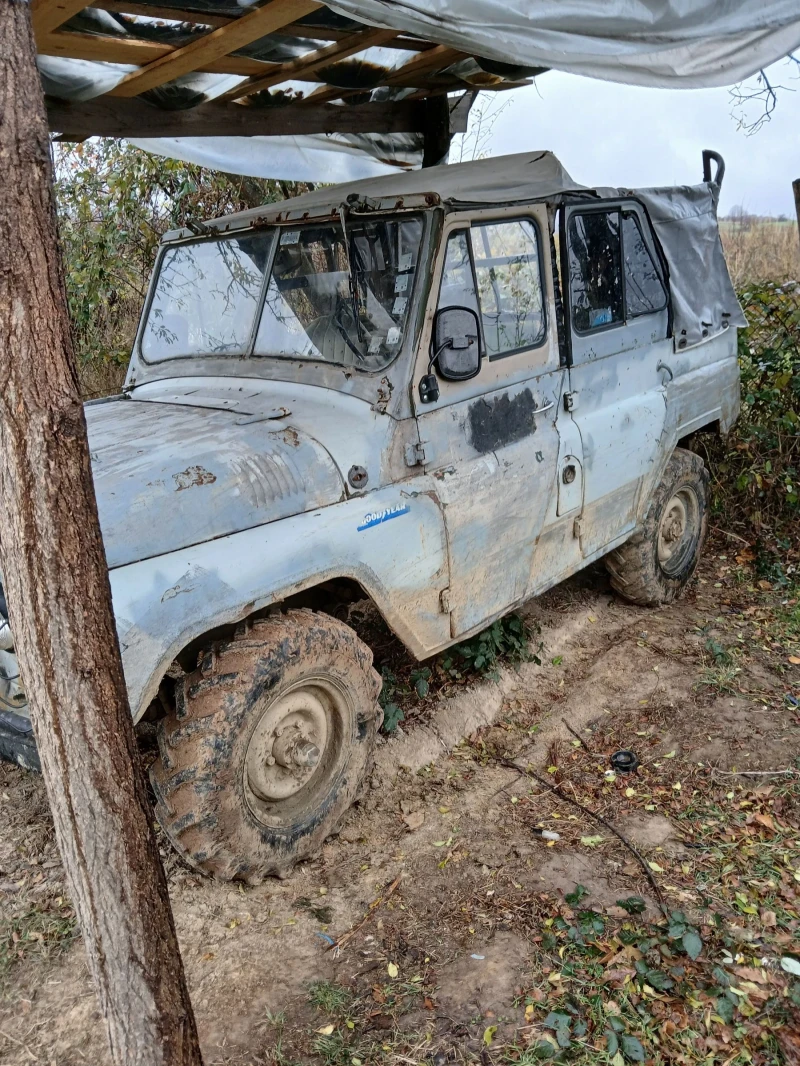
<box><xmin>0</xmin><ymin>149</ymin><xmax>743</xmax><ymax>880</ymax></box>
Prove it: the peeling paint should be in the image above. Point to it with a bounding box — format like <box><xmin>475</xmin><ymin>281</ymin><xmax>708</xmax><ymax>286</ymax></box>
<box><xmin>173</xmin><ymin>466</ymin><xmax>216</xmax><ymax>491</ymax></box>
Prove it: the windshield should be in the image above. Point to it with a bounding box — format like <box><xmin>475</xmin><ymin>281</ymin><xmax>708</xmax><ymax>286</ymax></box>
<box><xmin>141</xmin><ymin>234</ymin><xmax>272</xmax><ymax>360</ymax></box>
<box><xmin>140</xmin><ymin>216</ymin><xmax>423</xmax><ymax>371</ymax></box>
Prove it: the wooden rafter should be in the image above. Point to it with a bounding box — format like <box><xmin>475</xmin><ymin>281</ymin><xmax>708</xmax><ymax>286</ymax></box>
<box><xmin>302</xmin><ymin>42</ymin><xmax>466</xmax><ymax>104</ymax></box>
<box><xmin>31</xmin><ymin>0</ymin><xmax>90</xmax><ymax>36</ymax></box>
<box><xmin>107</xmin><ymin>0</ymin><xmax>324</xmax><ymax>97</ymax></box>
<box><xmin>40</xmin><ymin>30</ymin><xmax>284</xmax><ymax>77</ymax></box>
<box><xmin>220</xmin><ymin>26</ymin><xmax>397</xmax><ymax>102</ymax></box>
<box><xmin>45</xmin><ymin>95</ymin><xmax>473</xmax><ymax>138</ymax></box>
<box><xmin>90</xmin><ymin>0</ymin><xmax>232</xmax><ymax>28</ymax></box>
<box><xmin>89</xmin><ymin>3</ymin><xmax>430</xmax><ymax>49</ymax></box>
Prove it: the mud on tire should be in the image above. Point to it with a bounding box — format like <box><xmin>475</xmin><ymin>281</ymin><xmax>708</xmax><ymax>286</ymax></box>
<box><xmin>150</xmin><ymin>609</ymin><xmax>382</xmax><ymax>882</ymax></box>
<box><xmin>604</xmin><ymin>447</ymin><xmax>709</xmax><ymax>607</ymax></box>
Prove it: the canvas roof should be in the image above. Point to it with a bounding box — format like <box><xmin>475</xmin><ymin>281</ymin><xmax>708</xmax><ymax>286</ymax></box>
<box><xmin>205</xmin><ymin>149</ymin><xmax>586</xmax><ymax>229</ymax></box>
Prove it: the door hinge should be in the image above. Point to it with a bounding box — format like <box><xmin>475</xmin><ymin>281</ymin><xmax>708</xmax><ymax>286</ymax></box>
<box><xmin>405</xmin><ymin>441</ymin><xmax>427</xmax><ymax>467</ymax></box>
<box><xmin>573</xmin><ymin>517</ymin><xmax>582</xmax><ymax>540</ymax></box>
<box><xmin>440</xmin><ymin>587</ymin><xmax>452</xmax><ymax>613</ymax></box>
<box><xmin>563</xmin><ymin>392</ymin><xmax>578</xmax><ymax>412</ymax></box>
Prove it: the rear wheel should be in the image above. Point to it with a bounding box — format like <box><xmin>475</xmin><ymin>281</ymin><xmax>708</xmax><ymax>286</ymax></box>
<box><xmin>150</xmin><ymin>609</ymin><xmax>381</xmax><ymax>882</ymax></box>
<box><xmin>604</xmin><ymin>448</ymin><xmax>709</xmax><ymax>606</ymax></box>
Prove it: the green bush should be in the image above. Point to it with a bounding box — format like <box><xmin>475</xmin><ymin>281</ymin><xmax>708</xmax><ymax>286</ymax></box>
<box><xmin>704</xmin><ymin>281</ymin><xmax>800</xmax><ymax>551</ymax></box>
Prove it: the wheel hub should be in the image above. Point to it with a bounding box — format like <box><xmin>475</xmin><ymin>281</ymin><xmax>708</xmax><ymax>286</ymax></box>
<box><xmin>245</xmin><ymin>687</ymin><xmax>331</xmax><ymax>803</ymax></box>
<box><xmin>657</xmin><ymin>490</ymin><xmax>696</xmax><ymax>572</ymax></box>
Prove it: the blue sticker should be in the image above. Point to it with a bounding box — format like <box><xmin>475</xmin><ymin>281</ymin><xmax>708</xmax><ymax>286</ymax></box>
<box><xmin>357</xmin><ymin>503</ymin><xmax>410</xmax><ymax>531</ymax></box>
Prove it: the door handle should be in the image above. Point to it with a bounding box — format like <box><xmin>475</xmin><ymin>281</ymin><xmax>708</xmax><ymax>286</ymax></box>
<box><xmin>534</xmin><ymin>400</ymin><xmax>554</xmax><ymax>415</ymax></box>
<box><xmin>657</xmin><ymin>360</ymin><xmax>674</xmax><ymax>383</ymax></box>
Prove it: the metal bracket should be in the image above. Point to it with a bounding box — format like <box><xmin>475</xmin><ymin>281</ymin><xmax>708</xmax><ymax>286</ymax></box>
<box><xmin>563</xmin><ymin>392</ymin><xmax>578</xmax><ymax>412</ymax></box>
<box><xmin>405</xmin><ymin>441</ymin><xmax>427</xmax><ymax>467</ymax></box>
<box><xmin>440</xmin><ymin>587</ymin><xmax>452</xmax><ymax>613</ymax></box>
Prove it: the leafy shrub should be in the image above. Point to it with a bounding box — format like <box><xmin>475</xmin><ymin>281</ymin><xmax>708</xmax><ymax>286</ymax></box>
<box><xmin>703</xmin><ymin>281</ymin><xmax>800</xmax><ymax>551</ymax></box>
<box><xmin>378</xmin><ymin>613</ymin><xmax>539</xmax><ymax>733</ymax></box>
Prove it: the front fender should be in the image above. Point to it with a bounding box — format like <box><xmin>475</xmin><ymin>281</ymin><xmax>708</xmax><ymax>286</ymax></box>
<box><xmin>110</xmin><ymin>485</ymin><xmax>449</xmax><ymax>722</ymax></box>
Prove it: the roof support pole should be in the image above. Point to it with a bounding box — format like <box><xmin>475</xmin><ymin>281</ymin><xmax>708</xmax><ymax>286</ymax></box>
<box><xmin>793</xmin><ymin>178</ymin><xmax>800</xmax><ymax>246</ymax></box>
<box><xmin>422</xmin><ymin>93</ymin><xmax>453</xmax><ymax>167</ymax></box>
<box><xmin>0</xmin><ymin>5</ymin><xmax>203</xmax><ymax>1066</ymax></box>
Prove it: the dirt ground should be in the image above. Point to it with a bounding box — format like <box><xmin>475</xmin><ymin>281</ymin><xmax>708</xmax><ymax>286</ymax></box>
<box><xmin>1</xmin><ymin>537</ymin><xmax>798</xmax><ymax>1066</ymax></box>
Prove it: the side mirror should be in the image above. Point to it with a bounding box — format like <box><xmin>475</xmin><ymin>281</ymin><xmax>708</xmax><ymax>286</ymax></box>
<box><xmin>433</xmin><ymin>306</ymin><xmax>481</xmax><ymax>381</ymax></box>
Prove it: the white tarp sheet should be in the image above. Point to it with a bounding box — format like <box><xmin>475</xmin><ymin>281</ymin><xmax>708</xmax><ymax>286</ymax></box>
<box><xmin>328</xmin><ymin>0</ymin><xmax>800</xmax><ymax>90</ymax></box>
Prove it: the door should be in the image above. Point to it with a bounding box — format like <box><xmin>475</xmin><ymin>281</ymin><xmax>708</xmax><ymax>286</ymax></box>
<box><xmin>561</xmin><ymin>201</ymin><xmax>672</xmax><ymax>559</ymax></box>
<box><xmin>414</xmin><ymin>207</ymin><xmax>569</xmax><ymax>637</ymax></box>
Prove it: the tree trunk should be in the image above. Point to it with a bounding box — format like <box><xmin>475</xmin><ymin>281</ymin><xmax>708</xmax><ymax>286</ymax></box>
<box><xmin>793</xmin><ymin>178</ymin><xmax>800</xmax><ymax>244</ymax></box>
<box><xmin>0</xmin><ymin>5</ymin><xmax>203</xmax><ymax>1065</ymax></box>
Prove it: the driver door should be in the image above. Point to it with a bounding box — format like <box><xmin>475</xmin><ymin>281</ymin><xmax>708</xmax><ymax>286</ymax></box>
<box><xmin>413</xmin><ymin>206</ymin><xmax>567</xmax><ymax>638</ymax></box>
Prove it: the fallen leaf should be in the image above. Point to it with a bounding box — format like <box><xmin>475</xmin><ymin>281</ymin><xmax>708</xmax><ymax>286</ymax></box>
<box><xmin>581</xmin><ymin>835</ymin><xmax>605</xmax><ymax>847</ymax></box>
<box><xmin>483</xmin><ymin>1025</ymin><xmax>497</xmax><ymax>1046</ymax></box>
<box><xmin>625</xmin><ymin>787</ymin><xmax>636</xmax><ymax>798</ymax></box>
<box><xmin>761</xmin><ymin>910</ymin><xmax>777</xmax><ymax>928</ymax></box>
<box><xmin>789</xmin><ymin>656</ymin><xmax>800</xmax><ymax>665</ymax></box>
<box><xmin>606</xmin><ymin>906</ymin><xmax>629</xmax><ymax>918</ymax></box>
<box><xmin>648</xmin><ymin>861</ymin><xmax>664</xmax><ymax>873</ymax></box>
<box><xmin>403</xmin><ymin>810</ymin><xmax>425</xmax><ymax>832</ymax></box>
<box><xmin>387</xmin><ymin>962</ymin><xmax>398</xmax><ymax>978</ymax></box>
<box><xmin>664</xmin><ymin>750</ymin><xmax>676</xmax><ymax>759</ymax></box>
<box><xmin>316</xmin><ymin>1024</ymin><xmax>335</xmax><ymax>1036</ymax></box>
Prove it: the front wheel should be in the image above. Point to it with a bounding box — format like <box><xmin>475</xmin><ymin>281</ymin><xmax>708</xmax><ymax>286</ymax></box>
<box><xmin>150</xmin><ymin>609</ymin><xmax>382</xmax><ymax>882</ymax></box>
<box><xmin>604</xmin><ymin>448</ymin><xmax>709</xmax><ymax>606</ymax></box>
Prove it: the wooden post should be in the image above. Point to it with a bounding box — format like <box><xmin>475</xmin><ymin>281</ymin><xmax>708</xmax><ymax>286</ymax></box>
<box><xmin>422</xmin><ymin>94</ymin><xmax>453</xmax><ymax>168</ymax></box>
<box><xmin>793</xmin><ymin>178</ymin><xmax>800</xmax><ymax>245</ymax></box>
<box><xmin>0</xmin><ymin>4</ymin><xmax>203</xmax><ymax>1065</ymax></box>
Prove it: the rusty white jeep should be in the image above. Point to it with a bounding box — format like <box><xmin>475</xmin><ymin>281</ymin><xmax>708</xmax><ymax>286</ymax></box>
<box><xmin>0</xmin><ymin>149</ymin><xmax>743</xmax><ymax>880</ymax></box>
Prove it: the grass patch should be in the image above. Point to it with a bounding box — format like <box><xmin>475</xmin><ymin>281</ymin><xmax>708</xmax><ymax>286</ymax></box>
<box><xmin>378</xmin><ymin>612</ymin><xmax>540</xmax><ymax>734</ymax></box>
<box><xmin>0</xmin><ymin>906</ymin><xmax>77</xmax><ymax>985</ymax></box>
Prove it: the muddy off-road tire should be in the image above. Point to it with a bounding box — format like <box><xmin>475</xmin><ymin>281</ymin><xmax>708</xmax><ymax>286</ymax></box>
<box><xmin>151</xmin><ymin>610</ymin><xmax>382</xmax><ymax>882</ymax></box>
<box><xmin>604</xmin><ymin>448</ymin><xmax>709</xmax><ymax>607</ymax></box>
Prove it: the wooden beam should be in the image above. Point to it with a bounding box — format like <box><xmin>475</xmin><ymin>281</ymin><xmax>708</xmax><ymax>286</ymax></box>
<box><xmin>31</xmin><ymin>0</ymin><xmax>89</xmax><ymax>37</ymax></box>
<box><xmin>90</xmin><ymin>3</ymin><xmax>430</xmax><ymax>49</ymax></box>
<box><xmin>46</xmin><ymin>94</ymin><xmax>431</xmax><ymax>137</ymax></box>
<box><xmin>384</xmin><ymin>43</ymin><xmax>467</xmax><ymax>86</ymax></box>
<box><xmin>40</xmin><ymin>29</ymin><xmax>305</xmax><ymax>78</ymax></box>
<box><xmin>220</xmin><ymin>26</ymin><xmax>397</xmax><ymax>102</ymax></box>
<box><xmin>91</xmin><ymin>0</ymin><xmax>232</xmax><ymax>27</ymax></box>
<box><xmin>108</xmin><ymin>0</ymin><xmax>323</xmax><ymax>97</ymax></box>
<box><xmin>302</xmin><ymin>42</ymin><xmax>467</xmax><ymax>104</ymax></box>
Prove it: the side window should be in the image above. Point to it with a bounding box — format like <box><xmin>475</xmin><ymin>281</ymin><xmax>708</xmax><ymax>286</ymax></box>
<box><xmin>568</xmin><ymin>211</ymin><xmax>623</xmax><ymax>332</ymax></box>
<box><xmin>437</xmin><ymin>220</ymin><xmax>546</xmax><ymax>360</ymax></box>
<box><xmin>622</xmin><ymin>213</ymin><xmax>667</xmax><ymax>316</ymax></box>
<box><xmin>472</xmin><ymin>220</ymin><xmax>545</xmax><ymax>357</ymax></box>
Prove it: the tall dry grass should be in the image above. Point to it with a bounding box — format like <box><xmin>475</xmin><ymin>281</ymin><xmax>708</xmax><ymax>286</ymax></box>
<box><xmin>720</xmin><ymin>219</ymin><xmax>800</xmax><ymax>288</ymax></box>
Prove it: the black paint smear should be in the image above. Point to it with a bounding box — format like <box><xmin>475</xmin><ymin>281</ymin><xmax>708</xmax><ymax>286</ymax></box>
<box><xmin>468</xmin><ymin>388</ymin><xmax>537</xmax><ymax>454</ymax></box>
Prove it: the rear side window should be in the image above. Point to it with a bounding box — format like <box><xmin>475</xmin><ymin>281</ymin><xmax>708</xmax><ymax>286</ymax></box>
<box><xmin>568</xmin><ymin>211</ymin><xmax>624</xmax><ymax>332</ymax></box>
<box><xmin>438</xmin><ymin>219</ymin><xmax>546</xmax><ymax>359</ymax></box>
<box><xmin>568</xmin><ymin>207</ymin><xmax>667</xmax><ymax>333</ymax></box>
<box><xmin>622</xmin><ymin>213</ymin><xmax>667</xmax><ymax>316</ymax></box>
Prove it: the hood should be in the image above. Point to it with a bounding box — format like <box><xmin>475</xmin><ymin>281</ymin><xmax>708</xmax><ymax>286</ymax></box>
<box><xmin>87</xmin><ymin>398</ymin><xmax>345</xmax><ymax>568</ymax></box>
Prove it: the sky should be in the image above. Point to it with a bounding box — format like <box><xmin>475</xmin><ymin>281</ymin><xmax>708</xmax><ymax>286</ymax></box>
<box><xmin>464</xmin><ymin>58</ymin><xmax>800</xmax><ymax>218</ymax></box>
